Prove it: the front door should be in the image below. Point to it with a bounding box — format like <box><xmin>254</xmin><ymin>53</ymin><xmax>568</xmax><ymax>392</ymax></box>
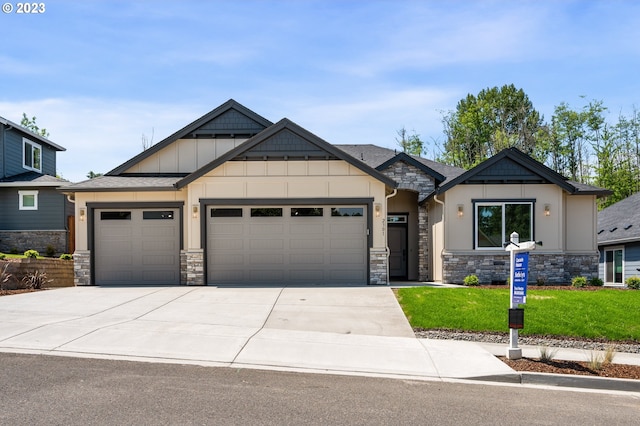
<box><xmin>388</xmin><ymin>215</ymin><xmax>408</xmax><ymax>279</ymax></box>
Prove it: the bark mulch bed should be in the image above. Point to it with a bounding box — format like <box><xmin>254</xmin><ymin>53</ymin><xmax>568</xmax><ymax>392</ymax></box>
<box><xmin>499</xmin><ymin>357</ymin><xmax>640</xmax><ymax>380</ymax></box>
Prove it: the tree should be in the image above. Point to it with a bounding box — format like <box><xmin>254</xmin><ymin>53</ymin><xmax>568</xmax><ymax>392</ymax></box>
<box><xmin>86</xmin><ymin>171</ymin><xmax>103</xmax><ymax>179</ymax></box>
<box><xmin>440</xmin><ymin>84</ymin><xmax>548</xmax><ymax>169</ymax></box>
<box><xmin>20</xmin><ymin>113</ymin><xmax>50</xmax><ymax>138</ymax></box>
<box><xmin>396</xmin><ymin>127</ymin><xmax>424</xmax><ymax>155</ymax></box>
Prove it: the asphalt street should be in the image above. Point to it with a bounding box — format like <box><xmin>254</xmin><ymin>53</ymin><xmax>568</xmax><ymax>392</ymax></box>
<box><xmin>1</xmin><ymin>353</ymin><xmax>638</xmax><ymax>425</ymax></box>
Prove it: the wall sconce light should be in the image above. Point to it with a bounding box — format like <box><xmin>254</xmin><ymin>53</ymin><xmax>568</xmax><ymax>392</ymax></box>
<box><xmin>544</xmin><ymin>204</ymin><xmax>551</xmax><ymax>217</ymax></box>
<box><xmin>457</xmin><ymin>204</ymin><xmax>464</xmax><ymax>218</ymax></box>
<box><xmin>79</xmin><ymin>208</ymin><xmax>86</xmax><ymax>222</ymax></box>
<box><xmin>374</xmin><ymin>203</ymin><xmax>381</xmax><ymax>218</ymax></box>
<box><xmin>192</xmin><ymin>205</ymin><xmax>199</xmax><ymax>219</ymax></box>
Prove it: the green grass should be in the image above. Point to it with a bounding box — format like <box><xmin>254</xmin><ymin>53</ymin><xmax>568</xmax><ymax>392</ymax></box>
<box><xmin>396</xmin><ymin>287</ymin><xmax>640</xmax><ymax>342</ymax></box>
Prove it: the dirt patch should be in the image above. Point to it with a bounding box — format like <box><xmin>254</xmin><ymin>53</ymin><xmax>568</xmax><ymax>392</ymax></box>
<box><xmin>500</xmin><ymin>357</ymin><xmax>640</xmax><ymax>380</ymax></box>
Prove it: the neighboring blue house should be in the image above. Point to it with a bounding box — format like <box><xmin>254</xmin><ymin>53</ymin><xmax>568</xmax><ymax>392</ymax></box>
<box><xmin>597</xmin><ymin>191</ymin><xmax>640</xmax><ymax>286</ymax></box>
<box><xmin>0</xmin><ymin>115</ymin><xmax>73</xmax><ymax>255</ymax></box>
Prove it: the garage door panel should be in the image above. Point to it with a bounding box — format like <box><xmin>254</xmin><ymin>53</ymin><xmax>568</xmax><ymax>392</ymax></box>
<box><xmin>94</xmin><ymin>208</ymin><xmax>180</xmax><ymax>285</ymax></box>
<box><xmin>207</xmin><ymin>204</ymin><xmax>367</xmax><ymax>285</ymax></box>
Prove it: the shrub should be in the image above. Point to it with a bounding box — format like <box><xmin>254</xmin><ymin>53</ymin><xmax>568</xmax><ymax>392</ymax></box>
<box><xmin>626</xmin><ymin>276</ymin><xmax>640</xmax><ymax>290</ymax></box>
<box><xmin>45</xmin><ymin>245</ymin><xmax>56</xmax><ymax>257</ymax></box>
<box><xmin>21</xmin><ymin>270</ymin><xmax>52</xmax><ymax>289</ymax></box>
<box><xmin>463</xmin><ymin>274</ymin><xmax>479</xmax><ymax>286</ymax></box>
<box><xmin>535</xmin><ymin>277</ymin><xmax>546</xmax><ymax>286</ymax></box>
<box><xmin>1</xmin><ymin>263</ymin><xmax>12</xmax><ymax>290</ymax></box>
<box><xmin>571</xmin><ymin>276</ymin><xmax>587</xmax><ymax>288</ymax></box>
<box><xmin>23</xmin><ymin>250</ymin><xmax>39</xmax><ymax>259</ymax></box>
<box><xmin>538</xmin><ymin>346</ymin><xmax>558</xmax><ymax>362</ymax></box>
<box><xmin>59</xmin><ymin>253</ymin><xmax>73</xmax><ymax>260</ymax></box>
<box><xmin>0</xmin><ymin>253</ymin><xmax>6</xmax><ymax>260</ymax></box>
<box><xmin>589</xmin><ymin>276</ymin><xmax>604</xmax><ymax>287</ymax></box>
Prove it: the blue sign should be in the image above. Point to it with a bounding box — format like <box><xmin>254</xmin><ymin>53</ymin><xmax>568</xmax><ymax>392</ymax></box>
<box><xmin>512</xmin><ymin>252</ymin><xmax>529</xmax><ymax>304</ymax></box>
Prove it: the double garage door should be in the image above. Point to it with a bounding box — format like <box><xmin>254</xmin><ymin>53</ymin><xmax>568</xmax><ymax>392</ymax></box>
<box><xmin>93</xmin><ymin>204</ymin><xmax>368</xmax><ymax>286</ymax></box>
<box><xmin>207</xmin><ymin>205</ymin><xmax>368</xmax><ymax>285</ymax></box>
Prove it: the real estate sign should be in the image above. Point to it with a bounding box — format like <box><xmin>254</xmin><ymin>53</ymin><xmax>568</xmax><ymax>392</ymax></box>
<box><xmin>512</xmin><ymin>252</ymin><xmax>528</xmax><ymax>304</ymax></box>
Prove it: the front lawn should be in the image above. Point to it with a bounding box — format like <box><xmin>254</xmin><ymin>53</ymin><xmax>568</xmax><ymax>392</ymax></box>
<box><xmin>396</xmin><ymin>287</ymin><xmax>640</xmax><ymax>342</ymax></box>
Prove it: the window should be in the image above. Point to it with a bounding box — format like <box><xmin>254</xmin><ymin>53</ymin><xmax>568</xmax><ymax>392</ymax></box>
<box><xmin>250</xmin><ymin>208</ymin><xmax>283</xmax><ymax>217</ymax></box>
<box><xmin>23</xmin><ymin>139</ymin><xmax>42</xmax><ymax>172</ymax></box>
<box><xmin>475</xmin><ymin>202</ymin><xmax>532</xmax><ymax>249</ymax></box>
<box><xmin>100</xmin><ymin>211</ymin><xmax>131</xmax><ymax>220</ymax></box>
<box><xmin>143</xmin><ymin>211</ymin><xmax>174</xmax><ymax>220</ymax></box>
<box><xmin>291</xmin><ymin>208</ymin><xmax>323</xmax><ymax>217</ymax></box>
<box><xmin>18</xmin><ymin>190</ymin><xmax>38</xmax><ymax>210</ymax></box>
<box><xmin>331</xmin><ymin>207</ymin><xmax>364</xmax><ymax>217</ymax></box>
<box><xmin>604</xmin><ymin>248</ymin><xmax>624</xmax><ymax>285</ymax></box>
<box><xmin>211</xmin><ymin>208</ymin><xmax>243</xmax><ymax>218</ymax></box>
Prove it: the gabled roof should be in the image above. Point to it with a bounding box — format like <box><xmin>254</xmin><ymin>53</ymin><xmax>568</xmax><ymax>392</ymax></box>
<box><xmin>598</xmin><ymin>191</ymin><xmax>640</xmax><ymax>245</ymax></box>
<box><xmin>335</xmin><ymin>144</ymin><xmax>465</xmax><ymax>184</ymax></box>
<box><xmin>107</xmin><ymin>99</ymin><xmax>273</xmax><ymax>176</ymax></box>
<box><xmin>0</xmin><ymin>116</ymin><xmax>66</xmax><ymax>152</ymax></box>
<box><xmin>435</xmin><ymin>147</ymin><xmax>611</xmax><ymax>197</ymax></box>
<box><xmin>176</xmin><ymin>119</ymin><xmax>398</xmax><ymax>189</ymax></box>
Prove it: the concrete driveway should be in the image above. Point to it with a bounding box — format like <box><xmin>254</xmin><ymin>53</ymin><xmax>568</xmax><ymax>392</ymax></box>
<box><xmin>0</xmin><ymin>286</ymin><xmax>514</xmax><ymax>381</ymax></box>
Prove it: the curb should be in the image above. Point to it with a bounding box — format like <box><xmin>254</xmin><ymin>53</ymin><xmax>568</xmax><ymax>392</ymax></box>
<box><xmin>519</xmin><ymin>372</ymin><xmax>640</xmax><ymax>392</ymax></box>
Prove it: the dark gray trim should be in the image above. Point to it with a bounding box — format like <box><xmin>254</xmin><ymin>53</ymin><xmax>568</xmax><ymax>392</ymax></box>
<box><xmin>107</xmin><ymin>100</ymin><xmax>273</xmax><ymax>176</ymax></box>
<box><xmin>87</xmin><ymin>201</ymin><xmax>184</xmax><ymax>285</ymax></box>
<box><xmin>0</xmin><ymin>116</ymin><xmax>66</xmax><ymax>152</ymax></box>
<box><xmin>200</xmin><ymin>197</ymin><xmax>373</xmax><ymax>285</ymax></box>
<box><xmin>376</xmin><ymin>152</ymin><xmax>446</xmax><ymax>184</ymax></box>
<box><xmin>176</xmin><ymin>119</ymin><xmax>398</xmax><ymax>189</ymax></box>
<box><xmin>388</xmin><ymin>210</ymin><xmax>410</xmax><ymax>280</ymax></box>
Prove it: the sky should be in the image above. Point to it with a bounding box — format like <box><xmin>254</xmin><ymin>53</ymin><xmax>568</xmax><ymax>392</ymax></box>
<box><xmin>1</xmin><ymin>0</ymin><xmax>640</xmax><ymax>182</ymax></box>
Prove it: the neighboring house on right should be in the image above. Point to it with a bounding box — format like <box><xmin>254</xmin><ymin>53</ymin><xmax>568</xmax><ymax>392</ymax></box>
<box><xmin>597</xmin><ymin>191</ymin><xmax>640</xmax><ymax>286</ymax></box>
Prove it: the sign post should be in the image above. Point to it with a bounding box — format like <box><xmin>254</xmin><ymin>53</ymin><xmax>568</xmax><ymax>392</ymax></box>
<box><xmin>504</xmin><ymin>232</ymin><xmax>539</xmax><ymax>360</ymax></box>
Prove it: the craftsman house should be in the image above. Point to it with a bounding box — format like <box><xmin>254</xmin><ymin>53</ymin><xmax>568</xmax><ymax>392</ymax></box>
<box><xmin>0</xmin><ymin>116</ymin><xmax>73</xmax><ymax>255</ymax></box>
<box><xmin>64</xmin><ymin>100</ymin><xmax>609</xmax><ymax>286</ymax></box>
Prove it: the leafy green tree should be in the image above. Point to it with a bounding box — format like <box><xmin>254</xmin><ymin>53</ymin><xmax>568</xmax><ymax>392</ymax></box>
<box><xmin>396</xmin><ymin>127</ymin><xmax>424</xmax><ymax>155</ymax></box>
<box><xmin>86</xmin><ymin>171</ymin><xmax>103</xmax><ymax>179</ymax></box>
<box><xmin>440</xmin><ymin>84</ymin><xmax>548</xmax><ymax>169</ymax></box>
<box><xmin>20</xmin><ymin>113</ymin><xmax>50</xmax><ymax>138</ymax></box>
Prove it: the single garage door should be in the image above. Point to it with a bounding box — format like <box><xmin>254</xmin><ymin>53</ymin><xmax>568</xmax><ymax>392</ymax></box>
<box><xmin>207</xmin><ymin>205</ymin><xmax>368</xmax><ymax>285</ymax></box>
<box><xmin>94</xmin><ymin>208</ymin><xmax>180</xmax><ymax>285</ymax></box>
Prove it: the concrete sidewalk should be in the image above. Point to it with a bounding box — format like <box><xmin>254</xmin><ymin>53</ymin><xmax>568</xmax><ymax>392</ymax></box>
<box><xmin>0</xmin><ymin>286</ymin><xmax>638</xmax><ymax>393</ymax></box>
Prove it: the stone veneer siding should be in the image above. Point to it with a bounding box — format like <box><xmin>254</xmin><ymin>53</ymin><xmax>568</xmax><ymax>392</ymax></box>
<box><xmin>381</xmin><ymin>161</ymin><xmax>436</xmax><ymax>282</ymax></box>
<box><xmin>442</xmin><ymin>252</ymin><xmax>600</xmax><ymax>285</ymax></box>
<box><xmin>181</xmin><ymin>249</ymin><xmax>204</xmax><ymax>286</ymax></box>
<box><xmin>73</xmin><ymin>250</ymin><xmax>91</xmax><ymax>286</ymax></box>
<box><xmin>0</xmin><ymin>230</ymin><xmax>68</xmax><ymax>256</ymax></box>
<box><xmin>369</xmin><ymin>248</ymin><xmax>388</xmax><ymax>285</ymax></box>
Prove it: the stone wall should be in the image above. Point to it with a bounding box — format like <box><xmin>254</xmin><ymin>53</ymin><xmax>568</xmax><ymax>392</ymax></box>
<box><xmin>181</xmin><ymin>249</ymin><xmax>204</xmax><ymax>286</ymax></box>
<box><xmin>1</xmin><ymin>258</ymin><xmax>74</xmax><ymax>289</ymax></box>
<box><xmin>442</xmin><ymin>252</ymin><xmax>600</xmax><ymax>285</ymax></box>
<box><xmin>73</xmin><ymin>250</ymin><xmax>91</xmax><ymax>286</ymax></box>
<box><xmin>369</xmin><ymin>248</ymin><xmax>388</xmax><ymax>285</ymax></box>
<box><xmin>0</xmin><ymin>230</ymin><xmax>69</xmax><ymax>256</ymax></box>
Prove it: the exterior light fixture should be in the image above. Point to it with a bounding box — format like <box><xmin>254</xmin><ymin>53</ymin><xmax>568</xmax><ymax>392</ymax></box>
<box><xmin>374</xmin><ymin>203</ymin><xmax>381</xmax><ymax>218</ymax></box>
<box><xmin>544</xmin><ymin>204</ymin><xmax>550</xmax><ymax>217</ymax></box>
<box><xmin>79</xmin><ymin>208</ymin><xmax>86</xmax><ymax>222</ymax></box>
<box><xmin>457</xmin><ymin>204</ymin><xmax>464</xmax><ymax>218</ymax></box>
<box><xmin>192</xmin><ymin>205</ymin><xmax>199</xmax><ymax>219</ymax></box>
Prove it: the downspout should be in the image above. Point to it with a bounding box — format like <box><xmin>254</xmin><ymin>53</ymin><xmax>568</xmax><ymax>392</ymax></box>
<box><xmin>433</xmin><ymin>193</ymin><xmax>445</xmax><ymax>282</ymax></box>
<box><xmin>385</xmin><ymin>189</ymin><xmax>398</xmax><ymax>285</ymax></box>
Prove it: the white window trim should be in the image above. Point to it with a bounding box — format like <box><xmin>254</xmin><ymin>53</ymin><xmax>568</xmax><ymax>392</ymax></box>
<box><xmin>18</xmin><ymin>190</ymin><xmax>39</xmax><ymax>210</ymax></box>
<box><xmin>23</xmin><ymin>138</ymin><xmax>42</xmax><ymax>173</ymax></box>
<box><xmin>474</xmin><ymin>201</ymin><xmax>533</xmax><ymax>250</ymax></box>
<box><xmin>603</xmin><ymin>246</ymin><xmax>624</xmax><ymax>285</ymax></box>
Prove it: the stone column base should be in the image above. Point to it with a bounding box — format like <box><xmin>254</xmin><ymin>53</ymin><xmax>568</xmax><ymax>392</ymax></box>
<box><xmin>73</xmin><ymin>250</ymin><xmax>92</xmax><ymax>286</ymax></box>
<box><xmin>181</xmin><ymin>249</ymin><xmax>204</xmax><ymax>286</ymax></box>
<box><xmin>369</xmin><ymin>248</ymin><xmax>388</xmax><ymax>285</ymax></box>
